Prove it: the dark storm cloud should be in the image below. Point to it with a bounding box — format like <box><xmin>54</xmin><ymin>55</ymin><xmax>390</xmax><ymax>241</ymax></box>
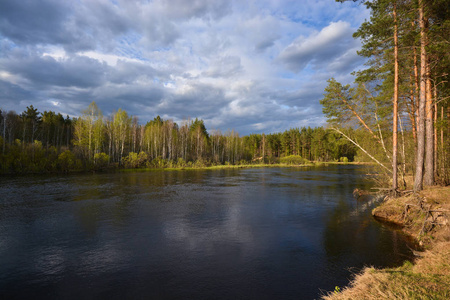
<box><xmin>0</xmin><ymin>0</ymin><xmax>69</xmax><ymax>46</ymax></box>
<box><xmin>0</xmin><ymin>0</ymin><xmax>130</xmax><ymax>52</ymax></box>
<box><xmin>0</xmin><ymin>79</ymin><xmax>35</xmax><ymax>106</ymax></box>
<box><xmin>2</xmin><ymin>53</ymin><xmax>108</xmax><ymax>88</ymax></box>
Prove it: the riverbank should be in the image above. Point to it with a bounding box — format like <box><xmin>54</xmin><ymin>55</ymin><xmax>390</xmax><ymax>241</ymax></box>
<box><xmin>120</xmin><ymin>161</ymin><xmax>372</xmax><ymax>172</ymax></box>
<box><xmin>0</xmin><ymin>160</ymin><xmax>373</xmax><ymax>176</ymax></box>
<box><xmin>121</xmin><ymin>163</ymin><xmax>313</xmax><ymax>172</ymax></box>
<box><xmin>323</xmin><ymin>186</ymin><xmax>450</xmax><ymax>299</ymax></box>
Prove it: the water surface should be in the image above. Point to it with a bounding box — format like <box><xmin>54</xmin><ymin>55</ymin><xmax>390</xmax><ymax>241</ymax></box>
<box><xmin>0</xmin><ymin>165</ymin><xmax>413</xmax><ymax>299</ymax></box>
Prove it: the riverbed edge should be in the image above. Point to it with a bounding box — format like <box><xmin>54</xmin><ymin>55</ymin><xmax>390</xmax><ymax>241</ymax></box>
<box><xmin>322</xmin><ymin>185</ymin><xmax>450</xmax><ymax>300</ymax></box>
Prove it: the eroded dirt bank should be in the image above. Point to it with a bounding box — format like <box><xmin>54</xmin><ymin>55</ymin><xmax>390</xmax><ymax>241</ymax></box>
<box><xmin>323</xmin><ymin>186</ymin><xmax>450</xmax><ymax>300</ymax></box>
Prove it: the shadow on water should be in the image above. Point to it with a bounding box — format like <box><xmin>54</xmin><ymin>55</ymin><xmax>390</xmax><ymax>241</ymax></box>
<box><xmin>0</xmin><ymin>165</ymin><xmax>415</xmax><ymax>300</ymax></box>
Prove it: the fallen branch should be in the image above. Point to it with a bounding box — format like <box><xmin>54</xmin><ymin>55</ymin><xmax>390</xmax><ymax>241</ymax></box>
<box><xmin>330</xmin><ymin>127</ymin><xmax>392</xmax><ymax>174</ymax></box>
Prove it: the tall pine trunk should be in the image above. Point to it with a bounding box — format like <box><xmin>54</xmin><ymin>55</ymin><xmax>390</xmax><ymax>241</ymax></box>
<box><xmin>408</xmin><ymin>74</ymin><xmax>417</xmax><ymax>144</ymax></box>
<box><xmin>424</xmin><ymin>63</ymin><xmax>434</xmax><ymax>185</ymax></box>
<box><xmin>393</xmin><ymin>2</ymin><xmax>399</xmax><ymax>192</ymax></box>
<box><xmin>414</xmin><ymin>0</ymin><xmax>427</xmax><ymax>191</ymax></box>
<box><xmin>434</xmin><ymin>88</ymin><xmax>438</xmax><ymax>178</ymax></box>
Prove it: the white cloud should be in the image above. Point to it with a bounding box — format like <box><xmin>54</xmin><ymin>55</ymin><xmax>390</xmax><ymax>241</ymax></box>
<box><xmin>278</xmin><ymin>21</ymin><xmax>358</xmax><ymax>72</ymax></box>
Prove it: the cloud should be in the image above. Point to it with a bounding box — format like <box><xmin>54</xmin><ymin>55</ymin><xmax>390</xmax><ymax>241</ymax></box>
<box><xmin>0</xmin><ymin>0</ymin><xmax>369</xmax><ymax>135</ymax></box>
<box><xmin>278</xmin><ymin>21</ymin><xmax>359</xmax><ymax>73</ymax></box>
<box><xmin>158</xmin><ymin>82</ymin><xmax>230</xmax><ymax>120</ymax></box>
<box><xmin>107</xmin><ymin>60</ymin><xmax>164</xmax><ymax>84</ymax></box>
<box><xmin>0</xmin><ymin>0</ymin><xmax>70</xmax><ymax>46</ymax></box>
<box><xmin>1</xmin><ymin>52</ymin><xmax>108</xmax><ymax>88</ymax></box>
<box><xmin>0</xmin><ymin>79</ymin><xmax>34</xmax><ymax>106</ymax></box>
<box><xmin>202</xmin><ymin>56</ymin><xmax>242</xmax><ymax>78</ymax></box>
<box><xmin>237</xmin><ymin>15</ymin><xmax>281</xmax><ymax>52</ymax></box>
<box><xmin>157</xmin><ymin>0</ymin><xmax>232</xmax><ymax>21</ymax></box>
<box><xmin>0</xmin><ymin>0</ymin><xmax>131</xmax><ymax>53</ymax></box>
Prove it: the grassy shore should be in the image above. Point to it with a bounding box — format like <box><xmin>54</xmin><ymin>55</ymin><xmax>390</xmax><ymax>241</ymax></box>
<box><xmin>121</xmin><ymin>163</ymin><xmax>312</xmax><ymax>172</ymax></box>
<box><xmin>323</xmin><ymin>186</ymin><xmax>450</xmax><ymax>299</ymax></box>
<box><xmin>120</xmin><ymin>161</ymin><xmax>372</xmax><ymax>172</ymax></box>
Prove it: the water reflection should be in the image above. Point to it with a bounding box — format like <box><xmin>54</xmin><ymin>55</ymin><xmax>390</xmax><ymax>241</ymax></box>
<box><xmin>0</xmin><ymin>166</ymin><xmax>413</xmax><ymax>299</ymax></box>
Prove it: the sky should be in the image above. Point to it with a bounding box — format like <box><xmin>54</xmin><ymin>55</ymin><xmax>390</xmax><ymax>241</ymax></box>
<box><xmin>0</xmin><ymin>0</ymin><xmax>369</xmax><ymax>135</ymax></box>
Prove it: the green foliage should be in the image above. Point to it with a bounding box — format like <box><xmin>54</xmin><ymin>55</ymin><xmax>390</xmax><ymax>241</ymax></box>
<box><xmin>94</xmin><ymin>152</ymin><xmax>110</xmax><ymax>170</ymax></box>
<box><xmin>74</xmin><ymin>101</ymin><xmax>104</xmax><ymax>161</ymax></box>
<box><xmin>150</xmin><ymin>157</ymin><xmax>168</xmax><ymax>168</ymax></box>
<box><xmin>340</xmin><ymin>157</ymin><xmax>349</xmax><ymax>163</ymax></box>
<box><xmin>280</xmin><ymin>155</ymin><xmax>309</xmax><ymax>165</ymax></box>
<box><xmin>122</xmin><ymin>152</ymin><xmax>147</xmax><ymax>169</ymax></box>
<box><xmin>58</xmin><ymin>150</ymin><xmax>77</xmax><ymax>173</ymax></box>
<box><xmin>193</xmin><ymin>158</ymin><xmax>208</xmax><ymax>168</ymax></box>
<box><xmin>176</xmin><ymin>158</ymin><xmax>187</xmax><ymax>168</ymax></box>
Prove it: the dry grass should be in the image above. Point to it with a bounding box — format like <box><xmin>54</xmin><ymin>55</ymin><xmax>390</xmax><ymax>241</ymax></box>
<box><xmin>323</xmin><ymin>241</ymin><xmax>450</xmax><ymax>300</ymax></box>
<box><xmin>421</xmin><ymin>186</ymin><xmax>450</xmax><ymax>205</ymax></box>
<box><xmin>323</xmin><ymin>186</ymin><xmax>450</xmax><ymax>300</ymax></box>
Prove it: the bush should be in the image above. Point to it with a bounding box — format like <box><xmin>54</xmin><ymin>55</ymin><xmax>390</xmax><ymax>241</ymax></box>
<box><xmin>58</xmin><ymin>150</ymin><xmax>76</xmax><ymax>173</ymax></box>
<box><xmin>340</xmin><ymin>157</ymin><xmax>349</xmax><ymax>163</ymax></box>
<box><xmin>150</xmin><ymin>157</ymin><xmax>168</xmax><ymax>168</ymax></box>
<box><xmin>123</xmin><ymin>152</ymin><xmax>138</xmax><ymax>168</ymax></box>
<box><xmin>176</xmin><ymin>158</ymin><xmax>186</xmax><ymax>168</ymax></box>
<box><xmin>193</xmin><ymin>158</ymin><xmax>207</xmax><ymax>168</ymax></box>
<box><xmin>280</xmin><ymin>155</ymin><xmax>309</xmax><ymax>165</ymax></box>
<box><xmin>238</xmin><ymin>160</ymin><xmax>248</xmax><ymax>165</ymax></box>
<box><xmin>94</xmin><ymin>152</ymin><xmax>110</xmax><ymax>170</ymax></box>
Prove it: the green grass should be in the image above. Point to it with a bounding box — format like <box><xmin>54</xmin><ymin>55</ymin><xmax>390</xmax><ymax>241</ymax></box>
<box><xmin>120</xmin><ymin>162</ymin><xmax>319</xmax><ymax>172</ymax></box>
<box><xmin>119</xmin><ymin>160</ymin><xmax>375</xmax><ymax>172</ymax></box>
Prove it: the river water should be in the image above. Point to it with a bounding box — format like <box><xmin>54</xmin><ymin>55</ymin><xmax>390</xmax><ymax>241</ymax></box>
<box><xmin>0</xmin><ymin>165</ymin><xmax>413</xmax><ymax>299</ymax></box>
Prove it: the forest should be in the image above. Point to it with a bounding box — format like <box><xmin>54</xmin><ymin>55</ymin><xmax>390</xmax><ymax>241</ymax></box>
<box><xmin>0</xmin><ymin>102</ymin><xmax>358</xmax><ymax>174</ymax></box>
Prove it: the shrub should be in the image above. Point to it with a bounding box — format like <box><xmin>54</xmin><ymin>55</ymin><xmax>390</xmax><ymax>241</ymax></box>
<box><xmin>123</xmin><ymin>152</ymin><xmax>137</xmax><ymax>168</ymax></box>
<box><xmin>193</xmin><ymin>158</ymin><xmax>207</xmax><ymax>168</ymax></box>
<box><xmin>176</xmin><ymin>158</ymin><xmax>186</xmax><ymax>168</ymax></box>
<box><xmin>58</xmin><ymin>150</ymin><xmax>76</xmax><ymax>173</ymax></box>
<box><xmin>150</xmin><ymin>157</ymin><xmax>168</xmax><ymax>168</ymax></box>
<box><xmin>94</xmin><ymin>152</ymin><xmax>110</xmax><ymax>170</ymax></box>
<box><xmin>280</xmin><ymin>155</ymin><xmax>309</xmax><ymax>165</ymax></box>
<box><xmin>340</xmin><ymin>157</ymin><xmax>349</xmax><ymax>163</ymax></box>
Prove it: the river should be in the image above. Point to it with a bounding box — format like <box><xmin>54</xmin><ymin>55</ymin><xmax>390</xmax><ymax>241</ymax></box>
<box><xmin>0</xmin><ymin>165</ymin><xmax>413</xmax><ymax>299</ymax></box>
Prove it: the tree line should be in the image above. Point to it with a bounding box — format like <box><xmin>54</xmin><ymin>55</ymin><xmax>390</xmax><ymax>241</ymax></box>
<box><xmin>322</xmin><ymin>0</ymin><xmax>450</xmax><ymax>191</ymax></box>
<box><xmin>0</xmin><ymin>102</ymin><xmax>359</xmax><ymax>174</ymax></box>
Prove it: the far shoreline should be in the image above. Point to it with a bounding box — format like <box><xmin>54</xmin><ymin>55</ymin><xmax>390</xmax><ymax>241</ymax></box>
<box><xmin>119</xmin><ymin>161</ymin><xmax>374</xmax><ymax>173</ymax></box>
